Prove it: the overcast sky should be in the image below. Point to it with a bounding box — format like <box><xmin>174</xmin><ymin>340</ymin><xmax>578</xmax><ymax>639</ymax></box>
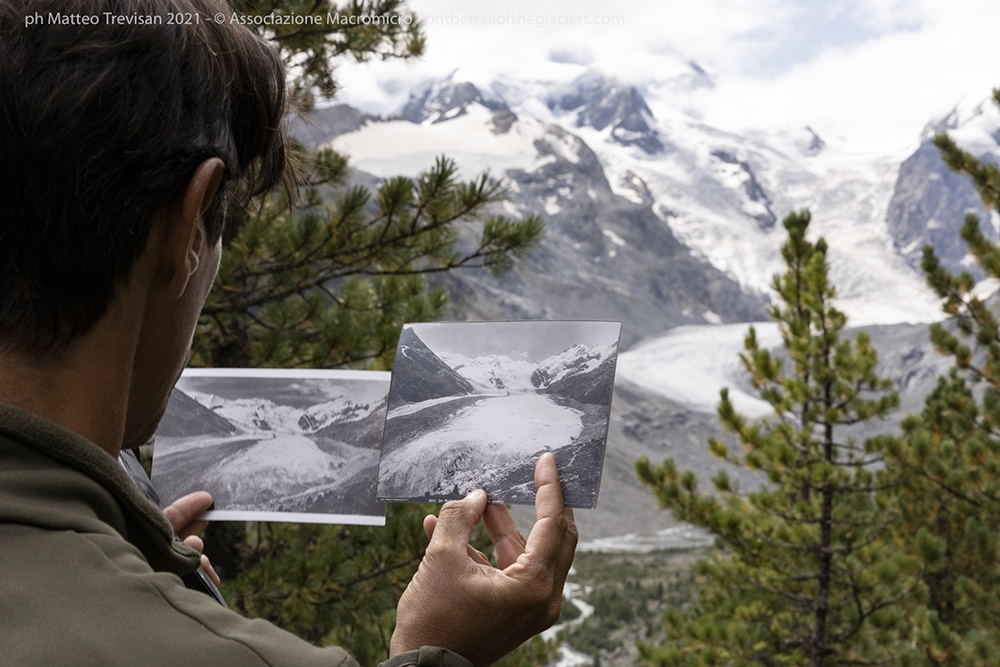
<box><xmin>334</xmin><ymin>0</ymin><xmax>1000</xmax><ymax>154</ymax></box>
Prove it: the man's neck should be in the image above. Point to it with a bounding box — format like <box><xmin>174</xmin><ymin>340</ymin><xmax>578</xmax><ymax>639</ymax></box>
<box><xmin>0</xmin><ymin>309</ymin><xmax>143</xmax><ymax>460</ymax></box>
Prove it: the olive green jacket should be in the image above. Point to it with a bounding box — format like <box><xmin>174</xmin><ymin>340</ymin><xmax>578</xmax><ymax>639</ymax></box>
<box><xmin>0</xmin><ymin>402</ymin><xmax>469</xmax><ymax>667</ymax></box>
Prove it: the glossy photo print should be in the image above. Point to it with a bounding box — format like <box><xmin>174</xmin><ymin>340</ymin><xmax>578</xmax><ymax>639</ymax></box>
<box><xmin>376</xmin><ymin>320</ymin><xmax>622</xmax><ymax>508</ymax></box>
<box><xmin>151</xmin><ymin>369</ymin><xmax>390</xmax><ymax>525</ymax></box>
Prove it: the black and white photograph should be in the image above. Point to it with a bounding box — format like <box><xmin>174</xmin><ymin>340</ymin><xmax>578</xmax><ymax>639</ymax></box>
<box><xmin>376</xmin><ymin>320</ymin><xmax>622</xmax><ymax>508</ymax></box>
<box><xmin>151</xmin><ymin>369</ymin><xmax>390</xmax><ymax>526</ymax></box>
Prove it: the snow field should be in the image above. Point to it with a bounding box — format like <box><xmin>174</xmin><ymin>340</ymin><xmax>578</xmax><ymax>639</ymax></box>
<box><xmin>330</xmin><ymin>105</ymin><xmax>549</xmax><ymax>180</ymax></box>
<box><xmin>204</xmin><ymin>435</ymin><xmax>371</xmax><ymax>505</ymax></box>
<box><xmin>213</xmin><ymin>435</ymin><xmax>341</xmax><ymax>482</ymax></box>
<box><xmin>616</xmin><ymin>323</ymin><xmax>782</xmax><ymax>418</ymax></box>
<box><xmin>385</xmin><ymin>394</ymin><xmax>583</xmax><ymax>465</ymax></box>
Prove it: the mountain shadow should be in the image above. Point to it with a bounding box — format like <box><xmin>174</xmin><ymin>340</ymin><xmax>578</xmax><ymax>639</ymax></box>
<box><xmin>157</xmin><ymin>388</ymin><xmax>240</xmax><ymax>438</ymax></box>
<box><xmin>389</xmin><ymin>327</ymin><xmax>475</xmax><ymax>408</ymax></box>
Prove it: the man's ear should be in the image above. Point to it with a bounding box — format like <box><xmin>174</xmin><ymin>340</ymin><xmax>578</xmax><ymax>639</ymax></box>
<box><xmin>163</xmin><ymin>158</ymin><xmax>226</xmax><ymax>300</ymax></box>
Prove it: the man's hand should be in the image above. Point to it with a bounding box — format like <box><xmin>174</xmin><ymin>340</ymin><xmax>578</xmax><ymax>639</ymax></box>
<box><xmin>162</xmin><ymin>491</ymin><xmax>221</xmax><ymax>587</ymax></box>
<box><xmin>390</xmin><ymin>452</ymin><xmax>579</xmax><ymax>667</ymax></box>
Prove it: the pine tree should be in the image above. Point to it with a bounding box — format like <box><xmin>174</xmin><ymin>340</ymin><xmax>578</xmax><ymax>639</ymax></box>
<box><xmin>232</xmin><ymin>0</ymin><xmax>425</xmax><ymax>105</ymax></box>
<box><xmin>191</xmin><ymin>150</ymin><xmax>543</xmax><ymax>370</ymax></box>
<box><xmin>188</xmin><ymin>2</ymin><xmax>547</xmax><ymax>662</ymax></box>
<box><xmin>876</xmin><ymin>88</ymin><xmax>1000</xmax><ymax>667</ymax></box>
<box><xmin>636</xmin><ymin>211</ymin><xmax>916</xmax><ymax>667</ymax></box>
<box><xmin>877</xmin><ymin>372</ymin><xmax>1000</xmax><ymax>666</ymax></box>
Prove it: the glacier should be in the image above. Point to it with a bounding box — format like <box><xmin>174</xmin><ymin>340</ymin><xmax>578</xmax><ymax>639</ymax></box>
<box><xmin>325</xmin><ymin>69</ymin><xmax>978</xmax><ymax>328</ymax></box>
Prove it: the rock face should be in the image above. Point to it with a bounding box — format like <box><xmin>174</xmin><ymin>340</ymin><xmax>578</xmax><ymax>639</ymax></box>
<box><xmin>550</xmin><ymin>72</ymin><xmax>664</xmax><ymax>154</ymax></box>
<box><xmin>389</xmin><ymin>326</ymin><xmax>475</xmax><ymax>407</ymax></box>
<box><xmin>886</xmin><ymin>140</ymin><xmax>996</xmax><ymax>275</ymax></box>
<box><xmin>710</xmin><ymin>149</ymin><xmax>777</xmax><ymax>230</ymax></box>
<box><xmin>157</xmin><ymin>388</ymin><xmax>240</xmax><ymax>438</ymax></box>
<box><xmin>436</xmin><ymin>110</ymin><xmax>766</xmax><ymax>349</ymax></box>
<box><xmin>538</xmin><ymin>353</ymin><xmax>618</xmax><ymax>406</ymax></box>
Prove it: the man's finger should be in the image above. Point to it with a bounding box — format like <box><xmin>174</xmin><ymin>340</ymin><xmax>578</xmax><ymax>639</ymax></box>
<box><xmin>467</xmin><ymin>545</ymin><xmax>492</xmax><ymax>566</ymax></box>
<box><xmin>183</xmin><ymin>534</ymin><xmax>205</xmax><ymax>554</ymax></box>
<box><xmin>523</xmin><ymin>453</ymin><xmax>578</xmax><ymax>568</ymax></box>
<box><xmin>426</xmin><ymin>508</ymin><xmax>492</xmax><ymax>565</ymax></box>
<box><xmin>483</xmin><ymin>502</ymin><xmax>526</xmax><ymax>570</ymax></box>
<box><xmin>162</xmin><ymin>491</ymin><xmax>213</xmax><ymax>537</ymax></box>
<box><xmin>427</xmin><ymin>489</ymin><xmax>488</xmax><ymax>554</ymax></box>
<box><xmin>201</xmin><ymin>555</ymin><xmax>221</xmax><ymax>587</ymax></box>
<box><xmin>423</xmin><ymin>514</ymin><xmax>438</xmax><ymax>541</ymax></box>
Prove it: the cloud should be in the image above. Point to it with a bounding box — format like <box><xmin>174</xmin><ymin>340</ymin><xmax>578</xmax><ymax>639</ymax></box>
<box><xmin>697</xmin><ymin>0</ymin><xmax>1000</xmax><ymax>151</ymax></box>
<box><xmin>332</xmin><ymin>0</ymin><xmax>1000</xmax><ymax>153</ymax></box>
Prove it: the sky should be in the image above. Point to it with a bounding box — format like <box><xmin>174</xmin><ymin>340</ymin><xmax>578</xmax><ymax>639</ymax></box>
<box><xmin>334</xmin><ymin>0</ymin><xmax>1000</xmax><ymax>154</ymax></box>
<box><xmin>412</xmin><ymin>321</ymin><xmax>623</xmax><ymax>361</ymax></box>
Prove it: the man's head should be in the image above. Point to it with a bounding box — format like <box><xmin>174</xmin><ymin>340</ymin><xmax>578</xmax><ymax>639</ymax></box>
<box><xmin>0</xmin><ymin>0</ymin><xmax>290</xmax><ymax>358</ymax></box>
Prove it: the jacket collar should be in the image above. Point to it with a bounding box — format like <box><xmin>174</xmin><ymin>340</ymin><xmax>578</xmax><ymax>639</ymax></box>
<box><xmin>0</xmin><ymin>401</ymin><xmax>201</xmax><ymax>575</ymax></box>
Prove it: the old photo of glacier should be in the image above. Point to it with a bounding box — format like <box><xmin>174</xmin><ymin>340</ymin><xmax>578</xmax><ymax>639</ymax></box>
<box><xmin>376</xmin><ymin>320</ymin><xmax>622</xmax><ymax>508</ymax></box>
<box><xmin>151</xmin><ymin>369</ymin><xmax>390</xmax><ymax>526</ymax></box>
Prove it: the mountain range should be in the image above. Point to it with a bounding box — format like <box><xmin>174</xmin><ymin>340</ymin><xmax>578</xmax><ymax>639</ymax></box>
<box><xmin>292</xmin><ymin>66</ymin><xmax>1000</xmax><ymax>542</ymax></box>
<box><xmin>300</xmin><ymin>69</ymin><xmax>999</xmax><ymax>338</ymax></box>
<box><xmin>391</xmin><ymin>326</ymin><xmax>619</xmax><ymax>408</ymax></box>
<box><xmin>162</xmin><ymin>387</ymin><xmax>384</xmax><ymax>445</ymax></box>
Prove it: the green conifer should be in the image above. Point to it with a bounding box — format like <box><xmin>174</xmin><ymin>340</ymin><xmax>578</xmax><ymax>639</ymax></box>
<box><xmin>636</xmin><ymin>211</ymin><xmax>915</xmax><ymax>667</ymax></box>
<box><xmin>877</xmin><ymin>88</ymin><xmax>1000</xmax><ymax>667</ymax></box>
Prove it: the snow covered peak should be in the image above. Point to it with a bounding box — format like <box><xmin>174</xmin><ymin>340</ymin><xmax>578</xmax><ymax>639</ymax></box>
<box><xmin>187</xmin><ymin>393</ymin><xmax>303</xmax><ymax>434</ymax></box>
<box><xmin>922</xmin><ymin>93</ymin><xmax>1000</xmax><ymax>156</ymax></box>
<box><xmin>298</xmin><ymin>397</ymin><xmax>378</xmax><ymax>431</ymax></box>
<box><xmin>321</xmin><ymin>66</ymin><xmax>958</xmax><ymax>327</ymax></box>
<box><xmin>440</xmin><ymin>353</ymin><xmax>538</xmax><ymax>393</ymax></box>
<box><xmin>549</xmin><ymin>71</ymin><xmax>664</xmax><ymax>154</ymax></box>
<box><xmin>400</xmin><ymin>73</ymin><xmax>508</xmax><ymax>124</ymax></box>
<box><xmin>531</xmin><ymin>342</ymin><xmax>618</xmax><ymax>389</ymax></box>
<box><xmin>683</xmin><ymin>61</ymin><xmax>714</xmax><ymax>90</ymax></box>
<box><xmin>439</xmin><ymin>342</ymin><xmax>618</xmax><ymax>396</ymax></box>
<box><xmin>798</xmin><ymin>126</ymin><xmax>826</xmax><ymax>157</ymax></box>
<box><xmin>186</xmin><ymin>392</ymin><xmax>376</xmax><ymax>435</ymax></box>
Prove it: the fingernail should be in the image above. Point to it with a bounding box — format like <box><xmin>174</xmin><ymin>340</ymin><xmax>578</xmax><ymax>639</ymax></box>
<box><xmin>465</xmin><ymin>489</ymin><xmax>485</xmax><ymax>501</ymax></box>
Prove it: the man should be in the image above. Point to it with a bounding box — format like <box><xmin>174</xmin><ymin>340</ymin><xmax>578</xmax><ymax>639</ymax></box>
<box><xmin>0</xmin><ymin>0</ymin><xmax>578</xmax><ymax>665</ymax></box>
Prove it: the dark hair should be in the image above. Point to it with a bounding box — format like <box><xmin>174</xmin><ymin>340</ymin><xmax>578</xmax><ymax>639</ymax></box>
<box><xmin>0</xmin><ymin>0</ymin><xmax>290</xmax><ymax>357</ymax></box>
